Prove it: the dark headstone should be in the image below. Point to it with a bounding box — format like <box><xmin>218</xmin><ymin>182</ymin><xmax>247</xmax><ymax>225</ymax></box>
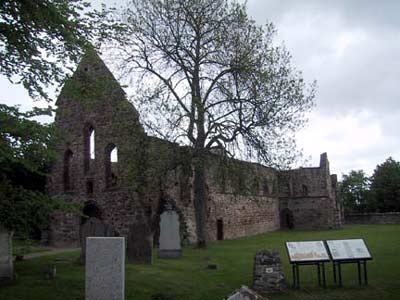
<box><xmin>126</xmin><ymin>219</ymin><xmax>153</xmax><ymax>264</ymax></box>
<box><xmin>0</xmin><ymin>226</ymin><xmax>13</xmax><ymax>281</ymax></box>
<box><xmin>80</xmin><ymin>217</ymin><xmax>116</xmax><ymax>263</ymax></box>
<box><xmin>253</xmin><ymin>250</ymin><xmax>286</xmax><ymax>293</ymax></box>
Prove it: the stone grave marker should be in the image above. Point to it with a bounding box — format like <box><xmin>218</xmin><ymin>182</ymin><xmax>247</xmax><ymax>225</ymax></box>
<box><xmin>226</xmin><ymin>285</ymin><xmax>267</xmax><ymax>300</ymax></box>
<box><xmin>80</xmin><ymin>217</ymin><xmax>116</xmax><ymax>263</ymax></box>
<box><xmin>126</xmin><ymin>219</ymin><xmax>153</xmax><ymax>264</ymax></box>
<box><xmin>86</xmin><ymin>237</ymin><xmax>125</xmax><ymax>300</ymax></box>
<box><xmin>0</xmin><ymin>226</ymin><xmax>13</xmax><ymax>281</ymax></box>
<box><xmin>253</xmin><ymin>250</ymin><xmax>286</xmax><ymax>292</ymax></box>
<box><xmin>159</xmin><ymin>209</ymin><xmax>181</xmax><ymax>258</ymax></box>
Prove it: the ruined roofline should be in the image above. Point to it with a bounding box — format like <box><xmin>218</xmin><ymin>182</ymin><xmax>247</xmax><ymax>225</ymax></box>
<box><xmin>56</xmin><ymin>47</ymin><xmax>132</xmax><ymax>109</ymax></box>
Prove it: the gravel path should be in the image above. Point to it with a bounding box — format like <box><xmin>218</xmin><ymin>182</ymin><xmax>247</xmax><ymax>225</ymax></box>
<box><xmin>20</xmin><ymin>248</ymin><xmax>79</xmax><ymax>260</ymax></box>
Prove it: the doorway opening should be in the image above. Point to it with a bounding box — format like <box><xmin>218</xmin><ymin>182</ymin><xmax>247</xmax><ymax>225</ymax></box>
<box><xmin>217</xmin><ymin>219</ymin><xmax>224</xmax><ymax>240</ymax></box>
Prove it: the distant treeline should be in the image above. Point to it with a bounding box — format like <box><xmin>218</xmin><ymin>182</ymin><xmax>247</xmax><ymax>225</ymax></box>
<box><xmin>340</xmin><ymin>157</ymin><xmax>400</xmax><ymax>213</ymax></box>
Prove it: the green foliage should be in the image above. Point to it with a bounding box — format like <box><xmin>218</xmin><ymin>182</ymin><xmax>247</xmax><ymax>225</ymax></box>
<box><xmin>340</xmin><ymin>170</ymin><xmax>370</xmax><ymax>212</ymax></box>
<box><xmin>0</xmin><ymin>0</ymin><xmax>96</xmax><ymax>99</ymax></box>
<box><xmin>0</xmin><ymin>104</ymin><xmax>60</xmax><ymax>236</ymax></box>
<box><xmin>370</xmin><ymin>157</ymin><xmax>400</xmax><ymax>212</ymax></box>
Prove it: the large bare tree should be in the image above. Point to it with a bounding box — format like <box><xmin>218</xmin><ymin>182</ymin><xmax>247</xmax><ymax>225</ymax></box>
<box><xmin>102</xmin><ymin>0</ymin><xmax>315</xmax><ymax>247</ymax></box>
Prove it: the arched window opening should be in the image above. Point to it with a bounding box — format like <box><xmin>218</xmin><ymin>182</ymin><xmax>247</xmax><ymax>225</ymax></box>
<box><xmin>105</xmin><ymin>143</ymin><xmax>118</xmax><ymax>188</ymax></box>
<box><xmin>110</xmin><ymin>147</ymin><xmax>118</xmax><ymax>163</ymax></box>
<box><xmin>263</xmin><ymin>179</ymin><xmax>269</xmax><ymax>195</ymax></box>
<box><xmin>90</xmin><ymin>129</ymin><xmax>95</xmax><ymax>159</ymax></box>
<box><xmin>82</xmin><ymin>201</ymin><xmax>102</xmax><ymax>222</ymax></box>
<box><xmin>287</xmin><ymin>183</ymin><xmax>292</xmax><ymax>196</ymax></box>
<box><xmin>63</xmin><ymin>149</ymin><xmax>73</xmax><ymax>191</ymax></box>
<box><xmin>302</xmin><ymin>184</ymin><xmax>308</xmax><ymax>196</ymax></box>
<box><xmin>84</xmin><ymin>125</ymin><xmax>95</xmax><ymax>172</ymax></box>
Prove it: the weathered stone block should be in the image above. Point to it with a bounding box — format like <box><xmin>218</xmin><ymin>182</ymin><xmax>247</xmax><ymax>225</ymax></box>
<box><xmin>226</xmin><ymin>285</ymin><xmax>267</xmax><ymax>300</ymax></box>
<box><xmin>0</xmin><ymin>226</ymin><xmax>13</xmax><ymax>281</ymax></box>
<box><xmin>80</xmin><ymin>217</ymin><xmax>117</xmax><ymax>263</ymax></box>
<box><xmin>159</xmin><ymin>210</ymin><xmax>181</xmax><ymax>258</ymax></box>
<box><xmin>85</xmin><ymin>237</ymin><xmax>125</xmax><ymax>300</ymax></box>
<box><xmin>253</xmin><ymin>250</ymin><xmax>286</xmax><ymax>293</ymax></box>
<box><xmin>127</xmin><ymin>220</ymin><xmax>153</xmax><ymax>264</ymax></box>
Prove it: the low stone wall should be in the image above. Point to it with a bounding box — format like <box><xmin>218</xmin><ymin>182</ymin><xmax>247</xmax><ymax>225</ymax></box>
<box><xmin>345</xmin><ymin>212</ymin><xmax>400</xmax><ymax>225</ymax></box>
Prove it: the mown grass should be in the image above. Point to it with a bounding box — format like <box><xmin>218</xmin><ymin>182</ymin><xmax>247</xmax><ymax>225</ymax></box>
<box><xmin>12</xmin><ymin>239</ymin><xmax>50</xmax><ymax>256</ymax></box>
<box><xmin>1</xmin><ymin>225</ymin><xmax>399</xmax><ymax>300</ymax></box>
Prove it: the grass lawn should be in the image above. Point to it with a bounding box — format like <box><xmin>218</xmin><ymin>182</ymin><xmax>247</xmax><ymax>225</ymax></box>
<box><xmin>1</xmin><ymin>225</ymin><xmax>399</xmax><ymax>300</ymax></box>
<box><xmin>12</xmin><ymin>239</ymin><xmax>52</xmax><ymax>257</ymax></box>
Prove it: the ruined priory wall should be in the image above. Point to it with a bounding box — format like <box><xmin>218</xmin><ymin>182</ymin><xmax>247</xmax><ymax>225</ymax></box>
<box><xmin>48</xmin><ymin>51</ymin><xmax>147</xmax><ymax>247</ymax></box>
<box><xmin>206</xmin><ymin>156</ymin><xmax>280</xmax><ymax>241</ymax></box>
<box><xmin>345</xmin><ymin>212</ymin><xmax>400</xmax><ymax>225</ymax></box>
<box><xmin>278</xmin><ymin>164</ymin><xmax>339</xmax><ymax>230</ymax></box>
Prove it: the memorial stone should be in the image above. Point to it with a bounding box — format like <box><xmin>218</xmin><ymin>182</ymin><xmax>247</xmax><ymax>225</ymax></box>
<box><xmin>253</xmin><ymin>250</ymin><xmax>286</xmax><ymax>292</ymax></box>
<box><xmin>126</xmin><ymin>219</ymin><xmax>153</xmax><ymax>264</ymax></box>
<box><xmin>226</xmin><ymin>285</ymin><xmax>267</xmax><ymax>300</ymax></box>
<box><xmin>86</xmin><ymin>237</ymin><xmax>125</xmax><ymax>300</ymax></box>
<box><xmin>159</xmin><ymin>209</ymin><xmax>181</xmax><ymax>258</ymax></box>
<box><xmin>0</xmin><ymin>226</ymin><xmax>13</xmax><ymax>281</ymax></box>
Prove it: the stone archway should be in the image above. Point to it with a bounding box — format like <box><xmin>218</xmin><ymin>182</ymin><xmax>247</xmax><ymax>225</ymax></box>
<box><xmin>82</xmin><ymin>200</ymin><xmax>102</xmax><ymax>224</ymax></box>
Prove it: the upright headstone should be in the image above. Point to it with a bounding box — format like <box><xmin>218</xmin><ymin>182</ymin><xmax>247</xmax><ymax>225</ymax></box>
<box><xmin>0</xmin><ymin>226</ymin><xmax>13</xmax><ymax>281</ymax></box>
<box><xmin>126</xmin><ymin>219</ymin><xmax>153</xmax><ymax>264</ymax></box>
<box><xmin>80</xmin><ymin>217</ymin><xmax>117</xmax><ymax>263</ymax></box>
<box><xmin>253</xmin><ymin>250</ymin><xmax>286</xmax><ymax>293</ymax></box>
<box><xmin>159</xmin><ymin>209</ymin><xmax>182</xmax><ymax>258</ymax></box>
<box><xmin>86</xmin><ymin>237</ymin><xmax>125</xmax><ymax>300</ymax></box>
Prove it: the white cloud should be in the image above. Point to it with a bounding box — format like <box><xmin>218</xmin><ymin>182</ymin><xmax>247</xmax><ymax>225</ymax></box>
<box><xmin>297</xmin><ymin>110</ymin><xmax>400</xmax><ymax>177</ymax></box>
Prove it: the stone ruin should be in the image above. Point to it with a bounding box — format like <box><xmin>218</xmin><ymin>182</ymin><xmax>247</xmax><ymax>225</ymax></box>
<box><xmin>253</xmin><ymin>250</ymin><xmax>286</xmax><ymax>293</ymax></box>
<box><xmin>46</xmin><ymin>48</ymin><xmax>343</xmax><ymax>249</ymax></box>
<box><xmin>226</xmin><ymin>285</ymin><xmax>267</xmax><ymax>300</ymax></box>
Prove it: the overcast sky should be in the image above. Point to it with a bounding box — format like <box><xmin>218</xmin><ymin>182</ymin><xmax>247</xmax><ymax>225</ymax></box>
<box><xmin>1</xmin><ymin>0</ymin><xmax>399</xmax><ymax>177</ymax></box>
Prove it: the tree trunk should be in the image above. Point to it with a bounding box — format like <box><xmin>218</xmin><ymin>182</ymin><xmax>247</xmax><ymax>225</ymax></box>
<box><xmin>193</xmin><ymin>150</ymin><xmax>208</xmax><ymax>248</ymax></box>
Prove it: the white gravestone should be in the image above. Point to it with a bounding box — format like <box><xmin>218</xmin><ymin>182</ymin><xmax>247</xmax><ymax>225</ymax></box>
<box><xmin>86</xmin><ymin>237</ymin><xmax>125</xmax><ymax>300</ymax></box>
<box><xmin>159</xmin><ymin>210</ymin><xmax>182</xmax><ymax>258</ymax></box>
<box><xmin>0</xmin><ymin>226</ymin><xmax>13</xmax><ymax>281</ymax></box>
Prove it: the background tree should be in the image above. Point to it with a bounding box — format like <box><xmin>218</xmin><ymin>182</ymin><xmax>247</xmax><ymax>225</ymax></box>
<box><xmin>0</xmin><ymin>0</ymin><xmax>95</xmax><ymax>99</ymax></box>
<box><xmin>102</xmin><ymin>0</ymin><xmax>315</xmax><ymax>246</ymax></box>
<box><xmin>340</xmin><ymin>170</ymin><xmax>370</xmax><ymax>213</ymax></box>
<box><xmin>0</xmin><ymin>104</ymin><xmax>59</xmax><ymax>237</ymax></box>
<box><xmin>369</xmin><ymin>157</ymin><xmax>400</xmax><ymax>212</ymax></box>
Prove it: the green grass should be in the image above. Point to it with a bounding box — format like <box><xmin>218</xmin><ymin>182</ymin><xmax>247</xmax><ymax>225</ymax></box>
<box><xmin>1</xmin><ymin>225</ymin><xmax>399</xmax><ymax>300</ymax></box>
<box><xmin>12</xmin><ymin>239</ymin><xmax>50</xmax><ymax>256</ymax></box>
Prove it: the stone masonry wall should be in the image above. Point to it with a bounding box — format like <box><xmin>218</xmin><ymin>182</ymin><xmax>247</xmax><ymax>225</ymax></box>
<box><xmin>278</xmin><ymin>153</ymin><xmax>342</xmax><ymax>230</ymax></box>
<box><xmin>345</xmin><ymin>212</ymin><xmax>400</xmax><ymax>225</ymax></box>
<box><xmin>48</xmin><ymin>49</ymin><xmax>147</xmax><ymax>246</ymax></box>
<box><xmin>206</xmin><ymin>156</ymin><xmax>280</xmax><ymax>241</ymax></box>
<box><xmin>48</xmin><ymin>50</ymin><xmax>341</xmax><ymax>247</ymax></box>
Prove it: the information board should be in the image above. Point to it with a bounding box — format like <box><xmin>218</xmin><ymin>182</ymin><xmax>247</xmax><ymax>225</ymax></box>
<box><xmin>326</xmin><ymin>239</ymin><xmax>372</xmax><ymax>261</ymax></box>
<box><xmin>286</xmin><ymin>241</ymin><xmax>330</xmax><ymax>262</ymax></box>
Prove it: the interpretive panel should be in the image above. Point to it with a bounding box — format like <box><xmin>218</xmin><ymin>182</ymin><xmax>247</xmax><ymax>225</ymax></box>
<box><xmin>326</xmin><ymin>239</ymin><xmax>372</xmax><ymax>261</ymax></box>
<box><xmin>286</xmin><ymin>241</ymin><xmax>330</xmax><ymax>262</ymax></box>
